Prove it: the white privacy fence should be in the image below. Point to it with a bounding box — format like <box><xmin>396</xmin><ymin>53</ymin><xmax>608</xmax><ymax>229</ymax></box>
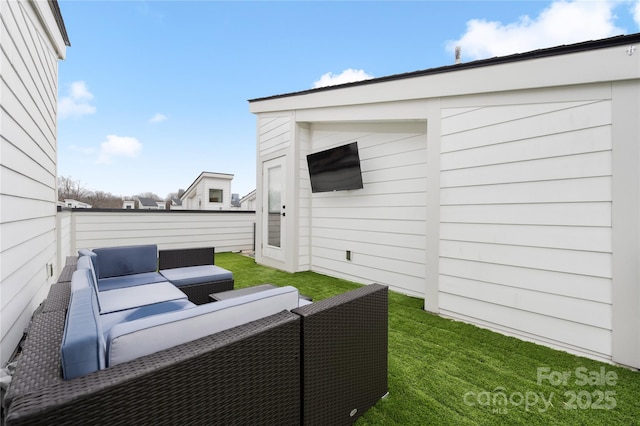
<box><xmin>57</xmin><ymin>209</ymin><xmax>256</xmax><ymax>264</ymax></box>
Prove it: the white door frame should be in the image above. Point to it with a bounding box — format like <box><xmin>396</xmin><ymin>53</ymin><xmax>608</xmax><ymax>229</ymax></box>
<box><xmin>262</xmin><ymin>156</ymin><xmax>286</xmax><ymax>261</ymax></box>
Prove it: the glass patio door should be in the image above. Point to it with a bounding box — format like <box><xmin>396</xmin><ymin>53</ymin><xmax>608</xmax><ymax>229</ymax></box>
<box><xmin>263</xmin><ymin>156</ymin><xmax>285</xmax><ymax>260</ymax></box>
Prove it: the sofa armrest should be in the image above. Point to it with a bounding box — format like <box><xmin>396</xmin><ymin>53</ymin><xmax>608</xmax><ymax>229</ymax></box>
<box><xmin>292</xmin><ymin>283</ymin><xmax>389</xmax><ymax>425</ymax></box>
<box><xmin>158</xmin><ymin>247</ymin><xmax>215</xmax><ymax>269</ymax></box>
<box><xmin>5</xmin><ymin>311</ymin><xmax>301</xmax><ymax>426</ymax></box>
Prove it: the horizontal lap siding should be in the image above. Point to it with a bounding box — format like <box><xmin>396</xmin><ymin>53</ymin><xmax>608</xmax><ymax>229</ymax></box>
<box><xmin>72</xmin><ymin>211</ymin><xmax>256</xmax><ymax>253</ymax></box>
<box><xmin>258</xmin><ymin>115</ymin><xmax>291</xmax><ymax>156</ymax></box>
<box><xmin>439</xmin><ymin>96</ymin><xmax>613</xmax><ymax>359</ymax></box>
<box><xmin>0</xmin><ymin>1</ymin><xmax>59</xmax><ymax>365</ymax></box>
<box><xmin>308</xmin><ymin>122</ymin><xmax>427</xmax><ymax>296</ymax></box>
<box><xmin>297</xmin><ymin>124</ymin><xmax>311</xmax><ymax>271</ymax></box>
<box><xmin>57</xmin><ymin>210</ymin><xmax>72</xmax><ymax>267</ymax></box>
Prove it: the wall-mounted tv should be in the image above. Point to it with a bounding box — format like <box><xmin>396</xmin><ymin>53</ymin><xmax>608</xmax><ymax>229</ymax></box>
<box><xmin>306</xmin><ymin>141</ymin><xmax>364</xmax><ymax>193</ymax></box>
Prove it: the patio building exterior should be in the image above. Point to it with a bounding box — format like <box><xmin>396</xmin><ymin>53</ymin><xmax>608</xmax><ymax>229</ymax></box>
<box><xmin>0</xmin><ymin>0</ymin><xmax>70</xmax><ymax>365</ymax></box>
<box><xmin>249</xmin><ymin>33</ymin><xmax>640</xmax><ymax>369</ymax></box>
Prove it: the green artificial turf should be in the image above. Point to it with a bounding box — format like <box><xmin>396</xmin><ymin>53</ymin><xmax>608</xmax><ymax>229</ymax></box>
<box><xmin>216</xmin><ymin>252</ymin><xmax>640</xmax><ymax>425</ymax></box>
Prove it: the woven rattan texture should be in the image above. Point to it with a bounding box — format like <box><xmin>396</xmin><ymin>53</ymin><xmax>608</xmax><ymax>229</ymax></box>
<box><xmin>57</xmin><ymin>264</ymin><xmax>76</xmax><ymax>284</ymax></box>
<box><xmin>41</xmin><ymin>282</ymin><xmax>71</xmax><ymax>313</ymax></box>
<box><xmin>181</xmin><ymin>279</ymin><xmax>234</xmax><ymax>304</ymax></box>
<box><xmin>294</xmin><ymin>284</ymin><xmax>388</xmax><ymax>426</ymax></box>
<box><xmin>4</xmin><ymin>311</ymin><xmax>67</xmax><ymax>409</ymax></box>
<box><xmin>158</xmin><ymin>247</ymin><xmax>215</xmax><ymax>270</ymax></box>
<box><xmin>5</xmin><ymin>311</ymin><xmax>301</xmax><ymax>425</ymax></box>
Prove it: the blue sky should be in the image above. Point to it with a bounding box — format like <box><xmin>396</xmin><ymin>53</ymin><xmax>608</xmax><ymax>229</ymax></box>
<box><xmin>57</xmin><ymin>0</ymin><xmax>640</xmax><ymax>200</ymax></box>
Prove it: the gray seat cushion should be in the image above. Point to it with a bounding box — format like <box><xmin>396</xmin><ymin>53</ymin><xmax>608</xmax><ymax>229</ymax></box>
<box><xmin>98</xmin><ymin>272</ymin><xmax>166</xmax><ymax>291</ymax></box>
<box><xmin>159</xmin><ymin>265</ymin><xmax>233</xmax><ymax>287</ymax></box>
<box><xmin>97</xmin><ymin>282</ymin><xmax>188</xmax><ymax>314</ymax></box>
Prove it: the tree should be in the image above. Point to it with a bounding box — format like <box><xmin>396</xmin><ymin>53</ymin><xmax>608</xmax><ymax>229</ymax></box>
<box><xmin>57</xmin><ymin>176</ymin><xmax>89</xmax><ymax>202</ymax></box>
<box><xmin>58</xmin><ymin>176</ymin><xmax>125</xmax><ymax>208</ymax></box>
<box><xmin>85</xmin><ymin>191</ymin><xmax>123</xmax><ymax>209</ymax></box>
<box><xmin>166</xmin><ymin>189</ymin><xmax>185</xmax><ymax>201</ymax></box>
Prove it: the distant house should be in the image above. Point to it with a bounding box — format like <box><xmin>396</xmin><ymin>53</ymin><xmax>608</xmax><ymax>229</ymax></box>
<box><xmin>123</xmin><ymin>200</ymin><xmax>135</xmax><ymax>209</ymax></box>
<box><xmin>137</xmin><ymin>197</ymin><xmax>161</xmax><ymax>210</ymax></box>
<box><xmin>167</xmin><ymin>198</ymin><xmax>184</xmax><ymax>210</ymax></box>
<box><xmin>231</xmin><ymin>193</ymin><xmax>241</xmax><ymax>208</ymax></box>
<box><xmin>239</xmin><ymin>190</ymin><xmax>257</xmax><ymax>211</ymax></box>
<box><xmin>64</xmin><ymin>199</ymin><xmax>92</xmax><ymax>208</ymax></box>
<box><xmin>249</xmin><ymin>33</ymin><xmax>640</xmax><ymax>369</ymax></box>
<box><xmin>181</xmin><ymin>172</ymin><xmax>234</xmax><ymax>210</ymax></box>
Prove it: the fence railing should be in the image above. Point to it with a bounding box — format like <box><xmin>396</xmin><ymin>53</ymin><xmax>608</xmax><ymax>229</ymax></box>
<box><xmin>57</xmin><ymin>208</ymin><xmax>256</xmax><ymax>262</ymax></box>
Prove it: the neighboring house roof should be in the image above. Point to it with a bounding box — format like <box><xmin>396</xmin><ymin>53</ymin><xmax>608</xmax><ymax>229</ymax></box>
<box><xmin>171</xmin><ymin>198</ymin><xmax>182</xmax><ymax>206</ymax></box>
<box><xmin>63</xmin><ymin>199</ymin><xmax>92</xmax><ymax>208</ymax></box>
<box><xmin>239</xmin><ymin>189</ymin><xmax>256</xmax><ymax>204</ymax></box>
<box><xmin>137</xmin><ymin>197</ymin><xmax>159</xmax><ymax>207</ymax></box>
<box><xmin>180</xmin><ymin>171</ymin><xmax>234</xmax><ymax>201</ymax></box>
<box><xmin>248</xmin><ymin>33</ymin><xmax>640</xmax><ymax>103</ymax></box>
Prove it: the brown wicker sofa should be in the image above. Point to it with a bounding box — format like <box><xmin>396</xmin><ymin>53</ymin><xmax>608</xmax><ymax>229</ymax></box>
<box><xmin>3</xmin><ymin>259</ymin><xmax>388</xmax><ymax>425</ymax></box>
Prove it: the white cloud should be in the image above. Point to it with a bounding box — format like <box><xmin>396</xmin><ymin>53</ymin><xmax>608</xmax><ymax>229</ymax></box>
<box><xmin>447</xmin><ymin>0</ymin><xmax>626</xmax><ymax>61</ymax></box>
<box><xmin>58</xmin><ymin>81</ymin><xmax>96</xmax><ymax>119</ymax></box>
<box><xmin>312</xmin><ymin>69</ymin><xmax>374</xmax><ymax>88</ymax></box>
<box><xmin>632</xmin><ymin>0</ymin><xmax>640</xmax><ymax>27</ymax></box>
<box><xmin>97</xmin><ymin>135</ymin><xmax>142</xmax><ymax>164</ymax></box>
<box><xmin>149</xmin><ymin>113</ymin><xmax>168</xmax><ymax>123</ymax></box>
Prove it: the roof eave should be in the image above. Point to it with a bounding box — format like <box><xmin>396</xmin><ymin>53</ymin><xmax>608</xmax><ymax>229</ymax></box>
<box><xmin>248</xmin><ymin>33</ymin><xmax>640</xmax><ymax>104</ymax></box>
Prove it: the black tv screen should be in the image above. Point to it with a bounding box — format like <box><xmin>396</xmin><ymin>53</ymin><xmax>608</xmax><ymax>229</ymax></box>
<box><xmin>307</xmin><ymin>142</ymin><xmax>364</xmax><ymax>193</ymax></box>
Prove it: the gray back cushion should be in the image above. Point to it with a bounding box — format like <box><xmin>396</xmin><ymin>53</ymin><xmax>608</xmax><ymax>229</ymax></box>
<box><xmin>93</xmin><ymin>245</ymin><xmax>158</xmax><ymax>278</ymax></box>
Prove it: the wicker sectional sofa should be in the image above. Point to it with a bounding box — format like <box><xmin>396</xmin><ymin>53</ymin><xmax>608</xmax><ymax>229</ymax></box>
<box><xmin>3</xmin><ymin>257</ymin><xmax>388</xmax><ymax>425</ymax></box>
<box><xmin>83</xmin><ymin>245</ymin><xmax>234</xmax><ymax>305</ymax></box>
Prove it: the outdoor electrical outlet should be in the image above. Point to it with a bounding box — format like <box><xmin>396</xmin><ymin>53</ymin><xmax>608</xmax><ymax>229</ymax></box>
<box><xmin>346</xmin><ymin>250</ymin><xmax>352</xmax><ymax>261</ymax></box>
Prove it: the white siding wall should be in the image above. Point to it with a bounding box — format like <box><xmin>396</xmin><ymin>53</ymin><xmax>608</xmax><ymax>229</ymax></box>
<box><xmin>258</xmin><ymin>114</ymin><xmax>292</xmax><ymax>157</ymax></box>
<box><xmin>56</xmin><ymin>209</ymin><xmax>72</xmax><ymax>266</ymax></box>
<box><xmin>296</xmin><ymin>123</ymin><xmax>311</xmax><ymax>271</ymax></box>
<box><xmin>438</xmin><ymin>87</ymin><xmax>613</xmax><ymax>360</ymax></box>
<box><xmin>204</xmin><ymin>178</ymin><xmax>232</xmax><ymax>210</ymax></box>
<box><xmin>0</xmin><ymin>0</ymin><xmax>64</xmax><ymax>365</ymax></box>
<box><xmin>69</xmin><ymin>210</ymin><xmax>255</xmax><ymax>253</ymax></box>
<box><xmin>255</xmin><ymin>113</ymin><xmax>292</xmax><ymax>270</ymax></box>
<box><xmin>307</xmin><ymin>121</ymin><xmax>427</xmax><ymax>297</ymax></box>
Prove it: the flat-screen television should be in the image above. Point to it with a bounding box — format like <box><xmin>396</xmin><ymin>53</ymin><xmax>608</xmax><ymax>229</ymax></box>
<box><xmin>306</xmin><ymin>142</ymin><xmax>364</xmax><ymax>193</ymax></box>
